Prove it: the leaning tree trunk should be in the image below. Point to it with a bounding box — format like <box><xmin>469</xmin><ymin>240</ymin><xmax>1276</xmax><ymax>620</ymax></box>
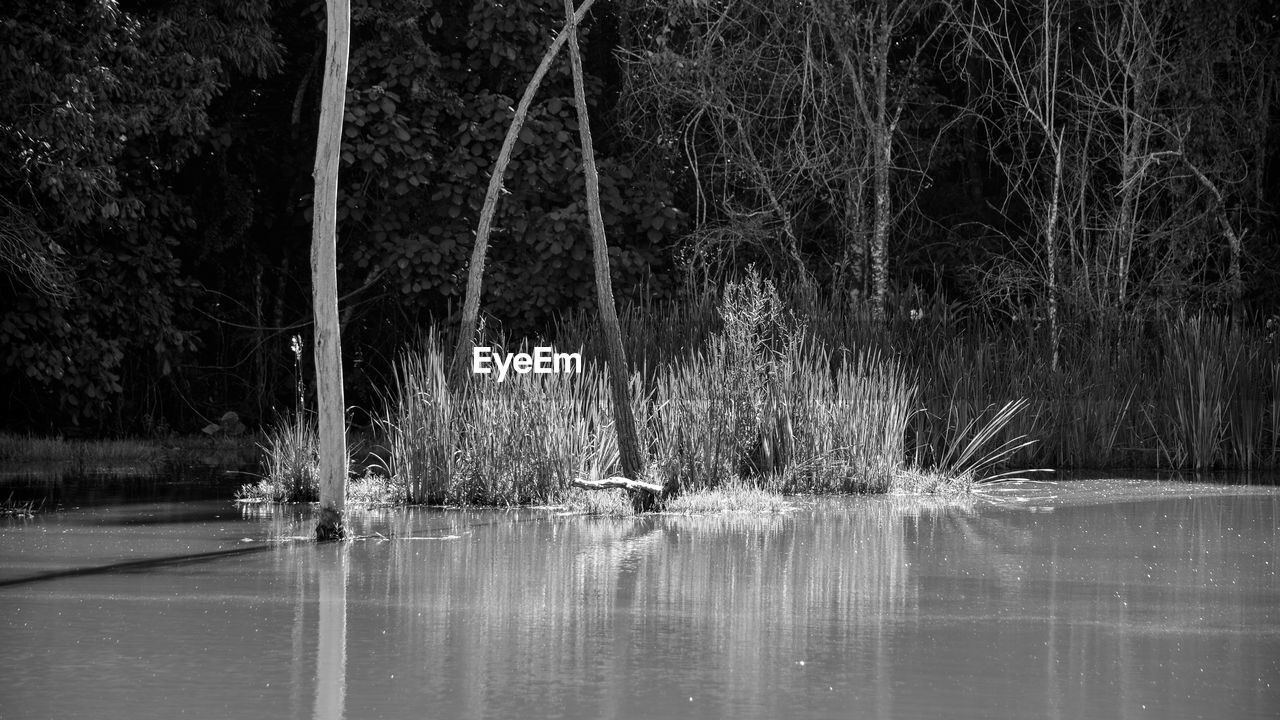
<box><xmin>451</xmin><ymin>0</ymin><xmax>598</xmax><ymax>382</ymax></box>
<box><xmin>563</xmin><ymin>0</ymin><xmax>652</xmax><ymax>511</ymax></box>
<box><xmin>313</xmin><ymin>0</ymin><xmax>350</xmax><ymax>541</ymax></box>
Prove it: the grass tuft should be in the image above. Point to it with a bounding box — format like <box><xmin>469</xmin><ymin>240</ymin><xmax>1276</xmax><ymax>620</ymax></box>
<box><xmin>662</xmin><ymin>483</ymin><xmax>796</xmax><ymax>514</ymax></box>
<box><xmin>237</xmin><ymin>414</ymin><xmax>319</xmax><ymax>502</ymax></box>
<box><xmin>888</xmin><ymin>466</ymin><xmax>973</xmax><ymax>494</ymax></box>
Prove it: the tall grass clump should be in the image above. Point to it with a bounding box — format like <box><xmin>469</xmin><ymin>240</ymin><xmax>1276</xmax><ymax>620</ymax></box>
<box><xmin>385</xmin><ymin>336</ymin><xmax>456</xmax><ymax>504</ymax></box>
<box><xmin>236</xmin><ymin>414</ymin><xmax>319</xmax><ymax>502</ymax></box>
<box><xmin>646</xmin><ymin>272</ymin><xmax>801</xmax><ymax>490</ymax></box>
<box><xmin>782</xmin><ymin>341</ymin><xmax>915</xmax><ymax>492</ymax></box>
<box><xmin>380</xmin><ymin>273</ymin><xmax>925</xmax><ymax>505</ymax></box>
<box><xmin>647</xmin><ymin>271</ymin><xmax>917</xmax><ymax>494</ymax></box>
<box><xmin>1271</xmin><ymin>360</ymin><xmax>1280</xmax><ymax>464</ymax></box>
<box><xmin>1226</xmin><ymin>327</ymin><xmax>1271</xmax><ymax>470</ymax></box>
<box><xmin>1156</xmin><ymin>315</ymin><xmax>1240</xmax><ymax>469</ymax></box>
<box><xmin>382</xmin><ymin>334</ymin><xmax>619</xmax><ymax>506</ymax></box>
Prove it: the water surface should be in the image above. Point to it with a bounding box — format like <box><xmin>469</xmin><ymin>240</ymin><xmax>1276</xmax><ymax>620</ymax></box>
<box><xmin>1</xmin><ymin>478</ymin><xmax>1277</xmax><ymax>719</ymax></box>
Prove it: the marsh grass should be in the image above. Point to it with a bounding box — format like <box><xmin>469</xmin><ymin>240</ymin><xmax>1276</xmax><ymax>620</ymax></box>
<box><xmin>0</xmin><ymin>433</ymin><xmax>260</xmax><ymax>477</ymax></box>
<box><xmin>381</xmin><ymin>273</ymin><xmax>924</xmax><ymax>506</ymax></box>
<box><xmin>239</xmin><ymin>417</ymin><xmax>398</xmax><ymax>506</ymax></box>
<box><xmin>558</xmin><ymin>482</ymin><xmax>793</xmax><ymax>515</ymax></box>
<box><xmin>383</xmin><ymin>334</ymin><xmax>618</xmax><ymax>506</ymax></box>
<box><xmin>346</xmin><ymin>471</ymin><xmax>407</xmax><ymax>507</ymax></box>
<box><xmin>776</xmin><ymin>341</ymin><xmax>915</xmax><ymax>493</ymax></box>
<box><xmin>887</xmin><ymin>466</ymin><xmax>973</xmax><ymax>494</ymax></box>
<box><xmin>1271</xmin><ymin>360</ymin><xmax>1280</xmax><ymax>463</ymax></box>
<box><xmin>662</xmin><ymin>482</ymin><xmax>796</xmax><ymax>514</ymax></box>
<box><xmin>883</xmin><ymin>311</ymin><xmax>1276</xmax><ymax>472</ymax></box>
<box><xmin>236</xmin><ymin>414</ymin><xmax>320</xmax><ymax>502</ymax></box>
<box><xmin>558</xmin><ymin>486</ymin><xmax>635</xmax><ymax>515</ymax></box>
<box><xmin>644</xmin><ymin>272</ymin><xmax>916</xmax><ymax>495</ymax></box>
<box><xmin>1</xmin><ymin>491</ymin><xmax>39</xmax><ymax>517</ymax></box>
<box><xmin>0</xmin><ymin>434</ymin><xmax>156</xmax><ymax>463</ymax></box>
<box><xmin>1158</xmin><ymin>316</ymin><xmax>1235</xmax><ymax>469</ymax></box>
<box><xmin>1146</xmin><ymin>314</ymin><xmax>1280</xmax><ymax>470</ymax></box>
<box><xmin>934</xmin><ymin>398</ymin><xmax>1036</xmax><ymax>478</ymax></box>
<box><xmin>295</xmin><ymin>285</ymin><xmax>1279</xmax><ymax>513</ymax></box>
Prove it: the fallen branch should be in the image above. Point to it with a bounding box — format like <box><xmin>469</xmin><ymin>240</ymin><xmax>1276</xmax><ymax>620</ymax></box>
<box><xmin>572</xmin><ymin>476</ymin><xmax>664</xmax><ymax>495</ymax></box>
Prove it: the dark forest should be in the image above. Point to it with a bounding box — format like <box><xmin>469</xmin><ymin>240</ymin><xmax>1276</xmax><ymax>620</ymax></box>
<box><xmin>2</xmin><ymin>0</ymin><xmax>1277</xmax><ymax>452</ymax></box>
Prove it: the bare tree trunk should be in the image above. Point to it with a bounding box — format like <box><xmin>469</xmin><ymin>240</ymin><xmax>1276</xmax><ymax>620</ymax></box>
<box><xmin>1042</xmin><ymin>1</ymin><xmax>1062</xmax><ymax>373</ymax></box>
<box><xmin>1046</xmin><ymin>129</ymin><xmax>1063</xmax><ymax>372</ymax></box>
<box><xmin>563</xmin><ymin>0</ymin><xmax>652</xmax><ymax>511</ymax></box>
<box><xmin>836</xmin><ymin>167</ymin><xmax>869</xmax><ymax>297</ymax></box>
<box><xmin>870</xmin><ymin>11</ymin><xmax>892</xmax><ymax>322</ymax></box>
<box><xmin>252</xmin><ymin>261</ymin><xmax>266</xmax><ymax>420</ymax></box>
<box><xmin>820</xmin><ymin>0</ymin><xmax>925</xmax><ymax>320</ymax></box>
<box><xmin>313</xmin><ymin>0</ymin><xmax>350</xmax><ymax>541</ymax></box>
<box><xmin>451</xmin><ymin>0</ymin><xmax>598</xmax><ymax>382</ymax></box>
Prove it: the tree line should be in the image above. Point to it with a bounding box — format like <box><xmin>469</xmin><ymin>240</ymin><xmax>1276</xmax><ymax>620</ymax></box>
<box><xmin>1</xmin><ymin>0</ymin><xmax>1276</xmax><ymax>433</ymax></box>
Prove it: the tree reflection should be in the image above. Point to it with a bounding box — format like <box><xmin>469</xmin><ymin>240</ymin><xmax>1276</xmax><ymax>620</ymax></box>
<box><xmin>314</xmin><ymin>544</ymin><xmax>348</xmax><ymax>720</ymax></box>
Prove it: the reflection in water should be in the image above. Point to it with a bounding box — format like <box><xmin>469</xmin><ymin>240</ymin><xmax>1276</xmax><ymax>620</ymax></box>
<box><xmin>0</xmin><ymin>483</ymin><xmax>1277</xmax><ymax>719</ymax></box>
<box><xmin>314</xmin><ymin>544</ymin><xmax>348</xmax><ymax>720</ymax></box>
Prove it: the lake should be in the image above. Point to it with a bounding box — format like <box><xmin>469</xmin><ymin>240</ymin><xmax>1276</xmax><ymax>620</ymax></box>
<box><xmin>1</xmin><ymin>477</ymin><xmax>1277</xmax><ymax>719</ymax></box>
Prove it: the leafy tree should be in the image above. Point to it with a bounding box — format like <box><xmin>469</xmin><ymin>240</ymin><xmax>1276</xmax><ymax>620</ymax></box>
<box><xmin>336</xmin><ymin>0</ymin><xmax>684</xmax><ymax>335</ymax></box>
<box><xmin>0</xmin><ymin>0</ymin><xmax>280</xmax><ymax>429</ymax></box>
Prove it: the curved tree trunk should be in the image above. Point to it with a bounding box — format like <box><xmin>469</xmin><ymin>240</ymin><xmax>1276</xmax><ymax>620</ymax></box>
<box><xmin>563</xmin><ymin>0</ymin><xmax>653</xmax><ymax>511</ymax></box>
<box><xmin>313</xmin><ymin>0</ymin><xmax>350</xmax><ymax>541</ymax></box>
<box><xmin>450</xmin><ymin>0</ymin><xmax>598</xmax><ymax>383</ymax></box>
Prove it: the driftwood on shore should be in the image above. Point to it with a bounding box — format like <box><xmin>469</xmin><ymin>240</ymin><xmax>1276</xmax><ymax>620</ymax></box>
<box><xmin>571</xmin><ymin>476</ymin><xmax>664</xmax><ymax>495</ymax></box>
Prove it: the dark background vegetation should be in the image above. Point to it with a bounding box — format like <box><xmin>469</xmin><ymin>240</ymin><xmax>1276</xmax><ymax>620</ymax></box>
<box><xmin>2</xmin><ymin>0</ymin><xmax>1277</xmax><ymax>436</ymax></box>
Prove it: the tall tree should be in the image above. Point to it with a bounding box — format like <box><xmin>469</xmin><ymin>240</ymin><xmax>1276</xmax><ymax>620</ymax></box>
<box><xmin>563</xmin><ymin>0</ymin><xmax>652</xmax><ymax>509</ymax></box>
<box><xmin>313</xmin><ymin>0</ymin><xmax>351</xmax><ymax>541</ymax></box>
<box><xmin>820</xmin><ymin>0</ymin><xmax>939</xmax><ymax>318</ymax></box>
<box><xmin>618</xmin><ymin>0</ymin><xmax>941</xmax><ymax>308</ymax></box>
<box><xmin>950</xmin><ymin>0</ymin><xmax>1069</xmax><ymax>368</ymax></box>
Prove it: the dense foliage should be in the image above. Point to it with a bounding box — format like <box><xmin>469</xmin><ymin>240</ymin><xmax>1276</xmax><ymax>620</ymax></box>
<box><xmin>0</xmin><ymin>0</ymin><xmax>1276</xmax><ymax>436</ymax></box>
<box><xmin>0</xmin><ymin>0</ymin><xmax>280</xmax><ymax>429</ymax></box>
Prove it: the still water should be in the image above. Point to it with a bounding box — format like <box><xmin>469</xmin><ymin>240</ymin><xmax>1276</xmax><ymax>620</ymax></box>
<box><xmin>1</xmin><ymin>479</ymin><xmax>1277</xmax><ymax>719</ymax></box>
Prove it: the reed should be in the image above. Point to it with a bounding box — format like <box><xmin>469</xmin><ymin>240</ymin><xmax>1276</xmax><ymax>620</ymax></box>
<box><xmin>778</xmin><ymin>340</ymin><xmax>915</xmax><ymax>493</ymax></box>
<box><xmin>0</xmin><ymin>434</ymin><xmax>158</xmax><ymax>464</ymax></box>
<box><xmin>934</xmin><ymin>398</ymin><xmax>1037</xmax><ymax>481</ymax></box>
<box><xmin>643</xmin><ymin>272</ymin><xmax>916</xmax><ymax>494</ymax></box>
<box><xmin>1271</xmin><ymin>360</ymin><xmax>1280</xmax><ymax>464</ymax></box>
<box><xmin>383</xmin><ymin>335</ymin><xmax>456</xmax><ymax>504</ymax></box>
<box><xmin>383</xmin><ymin>335</ymin><xmax>619</xmax><ymax>506</ymax></box>
<box><xmin>0</xmin><ymin>433</ymin><xmax>260</xmax><ymax>474</ymax></box>
<box><xmin>1</xmin><ymin>492</ymin><xmax>39</xmax><ymax>517</ymax></box>
<box><xmin>661</xmin><ymin>481</ymin><xmax>795</xmax><ymax>514</ymax></box>
<box><xmin>1157</xmin><ymin>315</ymin><xmax>1237</xmax><ymax>469</ymax></box>
<box><xmin>377</xmin><ymin>273</ymin><xmax>923</xmax><ymax>504</ymax></box>
<box><xmin>1226</xmin><ymin>325</ymin><xmax>1272</xmax><ymax>470</ymax></box>
<box><xmin>370</xmin><ymin>280</ymin><xmax>1280</xmax><ymax>509</ymax></box>
<box><xmin>237</xmin><ymin>413</ymin><xmax>319</xmax><ymax>502</ymax></box>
